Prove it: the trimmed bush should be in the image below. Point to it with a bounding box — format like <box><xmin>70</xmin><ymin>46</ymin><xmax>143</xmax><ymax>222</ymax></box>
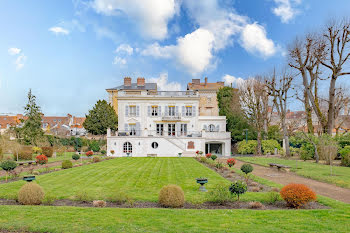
<box><xmin>72</xmin><ymin>154</ymin><xmax>80</xmax><ymax>161</ymax></box>
<box><xmin>261</xmin><ymin>140</ymin><xmax>281</xmax><ymax>154</ymax></box>
<box><xmin>32</xmin><ymin>147</ymin><xmax>42</xmax><ymax>154</ymax></box>
<box><xmin>0</xmin><ymin>160</ymin><xmax>17</xmax><ymax>182</ymax></box>
<box><xmin>266</xmin><ymin>191</ymin><xmax>280</xmax><ymax>204</ymax></box>
<box><xmin>241</xmin><ymin>164</ymin><xmax>253</xmax><ymax>174</ymax></box>
<box><xmin>211</xmin><ymin>154</ymin><xmax>217</xmax><ymax>160</ymax></box>
<box><xmin>215</xmin><ymin>162</ymin><xmax>223</xmax><ymax>169</ymax></box>
<box><xmin>229</xmin><ymin>180</ymin><xmax>247</xmax><ymax>201</ymax></box>
<box><xmin>206</xmin><ymin>183</ymin><xmax>231</xmax><ymax>204</ymax></box>
<box><xmin>158</xmin><ymin>184</ymin><xmax>185</xmax><ymax>208</ymax></box>
<box><xmin>61</xmin><ymin>160</ymin><xmax>73</xmax><ymax>169</ymax></box>
<box><xmin>18</xmin><ymin>183</ymin><xmax>45</xmax><ymax>205</ymax></box>
<box><xmin>92</xmin><ymin>156</ymin><xmax>100</xmax><ymax>163</ymax></box>
<box><xmin>93</xmin><ymin>200</ymin><xmax>107</xmax><ymax>208</ymax></box>
<box><xmin>237</xmin><ymin>140</ymin><xmax>257</xmax><ymax>154</ymax></box>
<box><xmin>340</xmin><ymin>146</ymin><xmax>350</xmax><ymax>167</ymax></box>
<box><xmin>18</xmin><ymin>147</ymin><xmax>33</xmax><ymax>160</ymax></box>
<box><xmin>35</xmin><ymin>154</ymin><xmax>48</xmax><ymax>165</ymax></box>
<box><xmin>86</xmin><ymin>151</ymin><xmax>94</xmax><ymax>157</ymax></box>
<box><xmin>205</xmin><ymin>153</ymin><xmax>212</xmax><ymax>159</ymax></box>
<box><xmin>280</xmin><ymin>183</ymin><xmax>317</xmax><ymax>208</ymax></box>
<box><xmin>249</xmin><ymin>201</ymin><xmax>264</xmax><ymax>209</ymax></box>
<box><xmin>41</xmin><ymin>147</ymin><xmax>54</xmax><ymax>157</ymax></box>
<box><xmin>300</xmin><ymin>143</ymin><xmax>315</xmax><ymax>160</ymax></box>
<box><xmin>226</xmin><ymin>158</ymin><xmax>236</xmax><ymax>167</ymax></box>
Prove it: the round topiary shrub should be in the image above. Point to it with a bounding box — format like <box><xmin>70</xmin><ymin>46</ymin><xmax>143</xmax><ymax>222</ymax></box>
<box><xmin>61</xmin><ymin>160</ymin><xmax>73</xmax><ymax>169</ymax></box>
<box><xmin>211</xmin><ymin>154</ymin><xmax>217</xmax><ymax>160</ymax></box>
<box><xmin>0</xmin><ymin>160</ymin><xmax>17</xmax><ymax>182</ymax></box>
<box><xmin>18</xmin><ymin>183</ymin><xmax>45</xmax><ymax>205</ymax></box>
<box><xmin>229</xmin><ymin>180</ymin><xmax>247</xmax><ymax>201</ymax></box>
<box><xmin>35</xmin><ymin>154</ymin><xmax>48</xmax><ymax>165</ymax></box>
<box><xmin>226</xmin><ymin>158</ymin><xmax>236</xmax><ymax>167</ymax></box>
<box><xmin>280</xmin><ymin>183</ymin><xmax>316</xmax><ymax>208</ymax></box>
<box><xmin>240</xmin><ymin>164</ymin><xmax>253</xmax><ymax>174</ymax></box>
<box><xmin>92</xmin><ymin>156</ymin><xmax>100</xmax><ymax>163</ymax></box>
<box><xmin>72</xmin><ymin>154</ymin><xmax>80</xmax><ymax>161</ymax></box>
<box><xmin>158</xmin><ymin>184</ymin><xmax>185</xmax><ymax>208</ymax></box>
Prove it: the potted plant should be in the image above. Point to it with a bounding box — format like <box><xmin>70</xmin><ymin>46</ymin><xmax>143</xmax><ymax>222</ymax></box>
<box><xmin>178</xmin><ymin>152</ymin><xmax>182</xmax><ymax>157</ymax></box>
<box><xmin>195</xmin><ymin>177</ymin><xmax>208</xmax><ymax>192</ymax></box>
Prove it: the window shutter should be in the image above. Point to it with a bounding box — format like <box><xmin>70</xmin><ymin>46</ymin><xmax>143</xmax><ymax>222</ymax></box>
<box><xmin>216</xmin><ymin>125</ymin><xmax>220</xmax><ymax>132</ymax></box>
<box><xmin>175</xmin><ymin>106</ymin><xmax>179</xmax><ymax>116</ymax></box>
<box><xmin>158</xmin><ymin>106</ymin><xmax>162</xmax><ymax>115</ymax></box>
<box><xmin>125</xmin><ymin>124</ymin><xmax>128</xmax><ymax>132</ymax></box>
<box><xmin>136</xmin><ymin>106</ymin><xmax>140</xmax><ymax>117</ymax></box>
<box><xmin>203</xmin><ymin>125</ymin><xmax>207</xmax><ymax>131</ymax></box>
<box><xmin>125</xmin><ymin>105</ymin><xmax>129</xmax><ymax>117</ymax></box>
<box><xmin>148</xmin><ymin>106</ymin><xmax>151</xmax><ymax>116</ymax></box>
<box><xmin>136</xmin><ymin>122</ymin><xmax>140</xmax><ymax>136</ymax></box>
<box><xmin>192</xmin><ymin>106</ymin><xmax>196</xmax><ymax>116</ymax></box>
<box><xmin>182</xmin><ymin>106</ymin><xmax>185</xmax><ymax>116</ymax></box>
<box><xmin>165</xmin><ymin>106</ymin><xmax>168</xmax><ymax>116</ymax></box>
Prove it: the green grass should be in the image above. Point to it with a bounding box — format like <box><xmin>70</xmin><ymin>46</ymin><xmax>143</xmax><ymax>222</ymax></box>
<box><xmin>236</xmin><ymin>156</ymin><xmax>350</xmax><ymax>189</ymax></box>
<box><xmin>0</xmin><ymin>157</ymin><xmax>350</xmax><ymax>232</ymax></box>
<box><xmin>0</xmin><ymin>152</ymin><xmax>75</xmax><ymax>164</ymax></box>
<box><xmin>0</xmin><ymin>158</ymin><xmax>233</xmax><ymax>202</ymax></box>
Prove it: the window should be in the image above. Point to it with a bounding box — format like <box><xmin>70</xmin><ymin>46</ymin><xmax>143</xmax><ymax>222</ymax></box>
<box><xmin>151</xmin><ymin>106</ymin><xmax>158</xmax><ymax>116</ymax></box>
<box><xmin>180</xmin><ymin>124</ymin><xmax>187</xmax><ymax>136</ymax></box>
<box><xmin>156</xmin><ymin>124</ymin><xmax>164</xmax><ymax>136</ymax></box>
<box><xmin>152</xmin><ymin>142</ymin><xmax>158</xmax><ymax>149</ymax></box>
<box><xmin>208</xmin><ymin>124</ymin><xmax>215</xmax><ymax>132</ymax></box>
<box><xmin>123</xmin><ymin>142</ymin><xmax>132</xmax><ymax>153</ymax></box>
<box><xmin>168</xmin><ymin>106</ymin><xmax>175</xmax><ymax>116</ymax></box>
<box><xmin>185</xmin><ymin>106</ymin><xmax>192</xmax><ymax>116</ymax></box>
<box><xmin>129</xmin><ymin>124</ymin><xmax>136</xmax><ymax>136</ymax></box>
<box><xmin>129</xmin><ymin>106</ymin><xmax>136</xmax><ymax>116</ymax></box>
<box><xmin>207</xmin><ymin>97</ymin><xmax>212</xmax><ymax>103</ymax></box>
<box><xmin>168</xmin><ymin>124</ymin><xmax>175</xmax><ymax>136</ymax></box>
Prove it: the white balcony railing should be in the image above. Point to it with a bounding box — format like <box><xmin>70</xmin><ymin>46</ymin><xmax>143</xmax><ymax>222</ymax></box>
<box><xmin>109</xmin><ymin>130</ymin><xmax>202</xmax><ymax>138</ymax></box>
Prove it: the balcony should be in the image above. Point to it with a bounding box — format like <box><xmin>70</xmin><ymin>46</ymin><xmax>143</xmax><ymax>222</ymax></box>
<box><xmin>161</xmin><ymin>113</ymin><xmax>181</xmax><ymax>121</ymax></box>
<box><xmin>108</xmin><ymin>129</ymin><xmax>202</xmax><ymax>138</ymax></box>
<box><xmin>148</xmin><ymin>91</ymin><xmax>199</xmax><ymax>97</ymax></box>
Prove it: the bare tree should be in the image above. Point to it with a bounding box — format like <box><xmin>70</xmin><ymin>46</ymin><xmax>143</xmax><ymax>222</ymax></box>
<box><xmin>239</xmin><ymin>77</ymin><xmax>269</xmax><ymax>155</ymax></box>
<box><xmin>266</xmin><ymin>69</ymin><xmax>294</xmax><ymax>157</ymax></box>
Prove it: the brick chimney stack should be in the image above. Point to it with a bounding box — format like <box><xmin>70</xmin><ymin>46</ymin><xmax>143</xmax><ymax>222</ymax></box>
<box><xmin>124</xmin><ymin>77</ymin><xmax>131</xmax><ymax>86</ymax></box>
<box><xmin>137</xmin><ymin>77</ymin><xmax>145</xmax><ymax>86</ymax></box>
<box><xmin>205</xmin><ymin>77</ymin><xmax>208</xmax><ymax>85</ymax></box>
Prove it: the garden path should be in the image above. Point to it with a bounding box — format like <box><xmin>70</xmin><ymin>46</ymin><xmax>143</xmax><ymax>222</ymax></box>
<box><xmin>234</xmin><ymin>159</ymin><xmax>350</xmax><ymax>204</ymax></box>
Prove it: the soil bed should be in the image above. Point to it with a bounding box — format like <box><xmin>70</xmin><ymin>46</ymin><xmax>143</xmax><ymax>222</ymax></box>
<box><xmin>0</xmin><ymin>199</ymin><xmax>327</xmax><ymax>210</ymax></box>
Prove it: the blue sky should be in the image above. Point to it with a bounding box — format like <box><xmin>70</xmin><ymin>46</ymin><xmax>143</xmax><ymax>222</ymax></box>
<box><xmin>1</xmin><ymin>0</ymin><xmax>350</xmax><ymax>116</ymax></box>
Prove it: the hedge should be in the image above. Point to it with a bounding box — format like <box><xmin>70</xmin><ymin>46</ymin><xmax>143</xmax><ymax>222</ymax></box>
<box><xmin>237</xmin><ymin>140</ymin><xmax>281</xmax><ymax>155</ymax></box>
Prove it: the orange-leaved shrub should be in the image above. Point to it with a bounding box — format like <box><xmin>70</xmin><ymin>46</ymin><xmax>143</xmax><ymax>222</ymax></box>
<box><xmin>280</xmin><ymin>183</ymin><xmax>316</xmax><ymax>208</ymax></box>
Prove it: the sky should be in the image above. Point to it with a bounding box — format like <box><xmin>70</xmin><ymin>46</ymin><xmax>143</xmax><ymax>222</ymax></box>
<box><xmin>0</xmin><ymin>0</ymin><xmax>350</xmax><ymax>116</ymax></box>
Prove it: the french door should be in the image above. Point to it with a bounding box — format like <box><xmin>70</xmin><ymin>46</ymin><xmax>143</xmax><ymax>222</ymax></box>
<box><xmin>168</xmin><ymin>124</ymin><xmax>176</xmax><ymax>136</ymax></box>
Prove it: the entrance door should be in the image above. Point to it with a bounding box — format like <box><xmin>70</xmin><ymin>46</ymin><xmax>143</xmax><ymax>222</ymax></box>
<box><xmin>205</xmin><ymin>143</ymin><xmax>223</xmax><ymax>156</ymax></box>
<box><xmin>156</xmin><ymin>124</ymin><xmax>164</xmax><ymax>136</ymax></box>
<box><xmin>168</xmin><ymin>124</ymin><xmax>175</xmax><ymax>136</ymax></box>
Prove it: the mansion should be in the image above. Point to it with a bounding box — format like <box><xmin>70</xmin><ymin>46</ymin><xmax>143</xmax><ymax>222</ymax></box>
<box><xmin>106</xmin><ymin>77</ymin><xmax>231</xmax><ymax>157</ymax></box>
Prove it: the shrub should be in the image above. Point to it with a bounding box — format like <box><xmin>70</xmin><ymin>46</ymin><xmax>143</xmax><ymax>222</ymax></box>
<box><xmin>300</xmin><ymin>143</ymin><xmax>315</xmax><ymax>160</ymax></box>
<box><xmin>32</xmin><ymin>147</ymin><xmax>42</xmax><ymax>154</ymax></box>
<box><xmin>101</xmin><ymin>150</ymin><xmax>106</xmax><ymax>155</ymax></box>
<box><xmin>110</xmin><ymin>150</ymin><xmax>115</xmax><ymax>155</ymax></box>
<box><xmin>92</xmin><ymin>156</ymin><xmax>100</xmax><ymax>163</ymax></box>
<box><xmin>86</xmin><ymin>151</ymin><xmax>94</xmax><ymax>157</ymax></box>
<box><xmin>61</xmin><ymin>160</ymin><xmax>73</xmax><ymax>169</ymax></box>
<box><xmin>106</xmin><ymin>191</ymin><xmax>134</xmax><ymax>205</ymax></box>
<box><xmin>18</xmin><ymin>147</ymin><xmax>33</xmax><ymax>160</ymax></box>
<box><xmin>229</xmin><ymin>180</ymin><xmax>247</xmax><ymax>201</ymax></box>
<box><xmin>35</xmin><ymin>154</ymin><xmax>48</xmax><ymax>165</ymax></box>
<box><xmin>251</xmin><ymin>187</ymin><xmax>260</xmax><ymax>192</ymax></box>
<box><xmin>0</xmin><ymin>146</ymin><xmax>3</xmax><ymax>160</ymax></box>
<box><xmin>261</xmin><ymin>140</ymin><xmax>281</xmax><ymax>154</ymax></box>
<box><xmin>93</xmin><ymin>200</ymin><xmax>107</xmax><ymax>208</ymax></box>
<box><xmin>18</xmin><ymin>183</ymin><xmax>45</xmax><ymax>205</ymax></box>
<box><xmin>340</xmin><ymin>146</ymin><xmax>350</xmax><ymax>167</ymax></box>
<box><xmin>211</xmin><ymin>154</ymin><xmax>217</xmax><ymax>160</ymax></box>
<box><xmin>237</xmin><ymin>140</ymin><xmax>257</xmax><ymax>154</ymax></box>
<box><xmin>250</xmin><ymin>182</ymin><xmax>258</xmax><ymax>187</ymax></box>
<box><xmin>206</xmin><ymin>183</ymin><xmax>231</xmax><ymax>204</ymax></box>
<box><xmin>205</xmin><ymin>153</ymin><xmax>212</xmax><ymax>159</ymax></box>
<box><xmin>280</xmin><ymin>183</ymin><xmax>317</xmax><ymax>208</ymax></box>
<box><xmin>215</xmin><ymin>162</ymin><xmax>223</xmax><ymax>169</ymax></box>
<box><xmin>41</xmin><ymin>147</ymin><xmax>54</xmax><ymax>158</ymax></box>
<box><xmin>42</xmin><ymin>194</ymin><xmax>56</xmax><ymax>205</ymax></box>
<box><xmin>158</xmin><ymin>184</ymin><xmax>185</xmax><ymax>208</ymax></box>
<box><xmin>74</xmin><ymin>190</ymin><xmax>89</xmax><ymax>202</ymax></box>
<box><xmin>0</xmin><ymin>160</ymin><xmax>17</xmax><ymax>182</ymax></box>
<box><xmin>249</xmin><ymin>201</ymin><xmax>264</xmax><ymax>209</ymax></box>
<box><xmin>241</xmin><ymin>164</ymin><xmax>253</xmax><ymax>175</ymax></box>
<box><xmin>33</xmin><ymin>171</ymin><xmax>40</xmax><ymax>175</ymax></box>
<box><xmin>200</xmin><ymin>157</ymin><xmax>206</xmax><ymax>163</ymax></box>
<box><xmin>88</xmin><ymin>140</ymin><xmax>100</xmax><ymax>152</ymax></box>
<box><xmin>266</xmin><ymin>191</ymin><xmax>280</xmax><ymax>204</ymax></box>
<box><xmin>226</xmin><ymin>158</ymin><xmax>236</xmax><ymax>167</ymax></box>
<box><xmin>271</xmin><ymin>187</ymin><xmax>280</xmax><ymax>192</ymax></box>
<box><xmin>290</xmin><ymin>147</ymin><xmax>301</xmax><ymax>157</ymax></box>
<box><xmin>72</xmin><ymin>154</ymin><xmax>80</xmax><ymax>161</ymax></box>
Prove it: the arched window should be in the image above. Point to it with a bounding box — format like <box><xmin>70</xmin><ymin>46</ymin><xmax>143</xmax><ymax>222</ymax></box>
<box><xmin>123</xmin><ymin>142</ymin><xmax>132</xmax><ymax>153</ymax></box>
<box><xmin>208</xmin><ymin>124</ymin><xmax>215</xmax><ymax>132</ymax></box>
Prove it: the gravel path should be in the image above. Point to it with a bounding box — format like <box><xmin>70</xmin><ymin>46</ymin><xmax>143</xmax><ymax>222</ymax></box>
<box><xmin>235</xmin><ymin>159</ymin><xmax>350</xmax><ymax>204</ymax></box>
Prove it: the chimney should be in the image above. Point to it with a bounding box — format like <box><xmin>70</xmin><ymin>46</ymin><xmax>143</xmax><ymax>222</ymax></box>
<box><xmin>192</xmin><ymin>79</ymin><xmax>200</xmax><ymax>85</ymax></box>
<box><xmin>124</xmin><ymin>77</ymin><xmax>131</xmax><ymax>86</ymax></box>
<box><xmin>137</xmin><ymin>77</ymin><xmax>145</xmax><ymax>86</ymax></box>
<box><xmin>205</xmin><ymin>77</ymin><xmax>208</xmax><ymax>85</ymax></box>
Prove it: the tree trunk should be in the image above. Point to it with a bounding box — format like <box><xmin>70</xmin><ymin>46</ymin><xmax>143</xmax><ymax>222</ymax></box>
<box><xmin>304</xmin><ymin>90</ymin><xmax>314</xmax><ymax>134</ymax></box>
<box><xmin>326</xmin><ymin>76</ymin><xmax>337</xmax><ymax>135</ymax></box>
<box><xmin>257</xmin><ymin>131</ymin><xmax>262</xmax><ymax>155</ymax></box>
<box><xmin>281</xmin><ymin>121</ymin><xmax>291</xmax><ymax>157</ymax></box>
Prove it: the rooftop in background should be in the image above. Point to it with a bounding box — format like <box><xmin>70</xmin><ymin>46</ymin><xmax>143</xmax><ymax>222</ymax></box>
<box><xmin>187</xmin><ymin>77</ymin><xmax>225</xmax><ymax>91</ymax></box>
<box><xmin>106</xmin><ymin>77</ymin><xmax>157</xmax><ymax>91</ymax></box>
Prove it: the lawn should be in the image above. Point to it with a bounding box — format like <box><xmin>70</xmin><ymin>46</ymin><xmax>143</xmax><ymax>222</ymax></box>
<box><xmin>236</xmin><ymin>156</ymin><xmax>350</xmax><ymax>189</ymax></box>
<box><xmin>0</xmin><ymin>157</ymin><xmax>232</xmax><ymax>202</ymax></box>
<box><xmin>1</xmin><ymin>152</ymin><xmax>75</xmax><ymax>163</ymax></box>
<box><xmin>0</xmin><ymin>157</ymin><xmax>350</xmax><ymax>232</ymax></box>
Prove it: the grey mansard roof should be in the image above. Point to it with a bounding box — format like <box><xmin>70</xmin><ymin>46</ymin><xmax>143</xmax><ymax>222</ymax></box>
<box><xmin>106</xmin><ymin>83</ymin><xmax>157</xmax><ymax>91</ymax></box>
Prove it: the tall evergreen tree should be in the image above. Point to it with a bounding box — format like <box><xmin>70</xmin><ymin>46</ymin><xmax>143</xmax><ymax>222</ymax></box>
<box><xmin>83</xmin><ymin>100</ymin><xmax>118</xmax><ymax>135</ymax></box>
<box><xmin>21</xmin><ymin>89</ymin><xmax>44</xmax><ymax>145</ymax></box>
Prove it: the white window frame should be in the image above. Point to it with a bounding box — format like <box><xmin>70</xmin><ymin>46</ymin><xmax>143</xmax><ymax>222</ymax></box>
<box><xmin>185</xmin><ymin>107</ymin><xmax>192</xmax><ymax>116</ymax></box>
<box><xmin>151</xmin><ymin>106</ymin><xmax>158</xmax><ymax>116</ymax></box>
<box><xmin>123</xmin><ymin>142</ymin><xmax>132</xmax><ymax>153</ymax></box>
<box><xmin>129</xmin><ymin>124</ymin><xmax>136</xmax><ymax>135</ymax></box>
<box><xmin>129</xmin><ymin>106</ymin><xmax>137</xmax><ymax>117</ymax></box>
<box><xmin>168</xmin><ymin>106</ymin><xmax>175</xmax><ymax>116</ymax></box>
<box><xmin>156</xmin><ymin>124</ymin><xmax>164</xmax><ymax>136</ymax></box>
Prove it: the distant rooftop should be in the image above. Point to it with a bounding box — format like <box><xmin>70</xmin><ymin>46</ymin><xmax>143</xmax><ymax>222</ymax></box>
<box><xmin>187</xmin><ymin>77</ymin><xmax>224</xmax><ymax>91</ymax></box>
<box><xmin>107</xmin><ymin>77</ymin><xmax>157</xmax><ymax>91</ymax></box>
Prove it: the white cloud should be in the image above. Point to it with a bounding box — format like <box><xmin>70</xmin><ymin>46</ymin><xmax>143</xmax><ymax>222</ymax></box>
<box><xmin>240</xmin><ymin>23</ymin><xmax>276</xmax><ymax>58</ymax></box>
<box><xmin>91</xmin><ymin>0</ymin><xmax>178</xmax><ymax>39</ymax></box>
<box><xmin>113</xmin><ymin>56</ymin><xmax>127</xmax><ymax>65</ymax></box>
<box><xmin>15</xmin><ymin>54</ymin><xmax>27</xmax><ymax>70</ymax></box>
<box><xmin>272</xmin><ymin>0</ymin><xmax>301</xmax><ymax>23</ymax></box>
<box><xmin>141</xmin><ymin>43</ymin><xmax>174</xmax><ymax>59</ymax></box>
<box><xmin>115</xmin><ymin>44</ymin><xmax>133</xmax><ymax>55</ymax></box>
<box><xmin>8</xmin><ymin>47</ymin><xmax>21</xmax><ymax>55</ymax></box>
<box><xmin>222</xmin><ymin>74</ymin><xmax>244</xmax><ymax>88</ymax></box>
<box><xmin>49</xmin><ymin>26</ymin><xmax>70</xmax><ymax>35</ymax></box>
<box><xmin>147</xmin><ymin>73</ymin><xmax>181</xmax><ymax>91</ymax></box>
